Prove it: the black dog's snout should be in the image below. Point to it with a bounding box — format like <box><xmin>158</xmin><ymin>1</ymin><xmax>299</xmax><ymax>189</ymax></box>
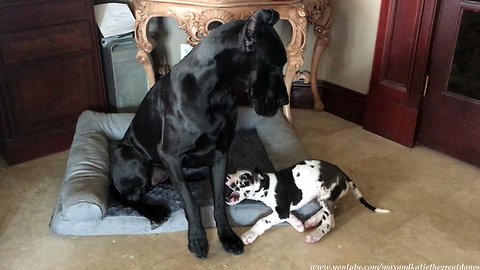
<box><xmin>277</xmin><ymin>95</ymin><xmax>289</xmax><ymax>106</ymax></box>
<box><xmin>224</xmin><ymin>185</ymin><xmax>233</xmax><ymax>198</ymax></box>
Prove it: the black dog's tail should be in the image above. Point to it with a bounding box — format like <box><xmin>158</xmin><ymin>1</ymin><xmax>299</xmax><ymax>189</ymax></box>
<box><xmin>109</xmin><ymin>184</ymin><xmax>171</xmax><ymax>228</ymax></box>
<box><xmin>346</xmin><ymin>176</ymin><xmax>390</xmax><ymax>214</ymax></box>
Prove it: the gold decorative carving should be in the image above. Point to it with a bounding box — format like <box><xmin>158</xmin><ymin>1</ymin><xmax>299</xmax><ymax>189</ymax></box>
<box><xmin>171</xmin><ymin>9</ymin><xmax>236</xmax><ymax>46</ymax></box>
<box><xmin>134</xmin><ymin>0</ymin><xmax>153</xmax><ymax>52</ymax></box>
<box><xmin>283</xmin><ymin>3</ymin><xmax>308</xmax><ymax>123</ymax></box>
<box><xmin>240</xmin><ymin>10</ymin><xmax>255</xmax><ymax>20</ymax></box>
<box><xmin>197</xmin><ymin>9</ymin><xmax>235</xmax><ymax>40</ymax></box>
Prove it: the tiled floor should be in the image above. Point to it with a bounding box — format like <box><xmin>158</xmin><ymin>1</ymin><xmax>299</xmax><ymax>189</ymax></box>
<box><xmin>1</xmin><ymin>109</ymin><xmax>479</xmax><ymax>269</ymax></box>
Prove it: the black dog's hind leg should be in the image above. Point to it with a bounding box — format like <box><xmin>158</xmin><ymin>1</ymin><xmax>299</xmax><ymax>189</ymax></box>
<box><xmin>210</xmin><ymin>153</ymin><xmax>244</xmax><ymax>255</ymax></box>
<box><xmin>162</xmin><ymin>154</ymin><xmax>209</xmax><ymax>259</ymax></box>
<box><xmin>112</xmin><ymin>145</ymin><xmax>170</xmax><ymax>227</ymax></box>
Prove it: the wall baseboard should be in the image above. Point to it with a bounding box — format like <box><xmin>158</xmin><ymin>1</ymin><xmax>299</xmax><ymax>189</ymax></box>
<box><xmin>236</xmin><ymin>80</ymin><xmax>366</xmax><ymax>126</ymax></box>
<box><xmin>291</xmin><ymin>80</ymin><xmax>366</xmax><ymax>126</ymax></box>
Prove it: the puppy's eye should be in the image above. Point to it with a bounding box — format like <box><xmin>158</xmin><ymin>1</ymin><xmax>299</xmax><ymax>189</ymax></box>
<box><xmin>240</xmin><ymin>174</ymin><xmax>249</xmax><ymax>180</ymax></box>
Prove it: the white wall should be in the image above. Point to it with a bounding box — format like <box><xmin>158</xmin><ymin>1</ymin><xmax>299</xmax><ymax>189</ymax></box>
<box><xmin>148</xmin><ymin>0</ymin><xmax>381</xmax><ymax>94</ymax></box>
<box><xmin>316</xmin><ymin>0</ymin><xmax>381</xmax><ymax>94</ymax></box>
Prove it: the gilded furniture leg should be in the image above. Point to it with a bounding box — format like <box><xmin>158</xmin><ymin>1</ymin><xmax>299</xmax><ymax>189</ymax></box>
<box><xmin>310</xmin><ymin>27</ymin><xmax>329</xmax><ymax>111</ymax></box>
<box><xmin>135</xmin><ymin>0</ymin><xmax>156</xmax><ymax>88</ymax></box>
<box><xmin>305</xmin><ymin>0</ymin><xmax>332</xmax><ymax>112</ymax></box>
<box><xmin>283</xmin><ymin>4</ymin><xmax>308</xmax><ymax>124</ymax></box>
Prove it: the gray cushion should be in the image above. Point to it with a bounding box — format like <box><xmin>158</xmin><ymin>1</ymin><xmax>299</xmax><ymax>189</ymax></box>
<box><xmin>49</xmin><ymin>107</ymin><xmax>315</xmax><ymax>236</ymax></box>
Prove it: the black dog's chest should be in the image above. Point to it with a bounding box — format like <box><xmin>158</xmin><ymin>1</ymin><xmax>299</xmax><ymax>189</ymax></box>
<box><xmin>182</xmin><ymin>132</ymin><xmax>230</xmax><ymax>167</ymax></box>
<box><xmin>181</xmin><ymin>111</ymin><xmax>236</xmax><ymax>168</ymax></box>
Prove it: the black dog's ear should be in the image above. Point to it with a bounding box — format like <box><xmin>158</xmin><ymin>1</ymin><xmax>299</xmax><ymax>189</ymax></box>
<box><xmin>243</xmin><ymin>9</ymin><xmax>280</xmax><ymax>51</ymax></box>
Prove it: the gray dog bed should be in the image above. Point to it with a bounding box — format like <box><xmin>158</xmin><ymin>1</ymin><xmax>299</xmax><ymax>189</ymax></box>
<box><xmin>49</xmin><ymin>107</ymin><xmax>317</xmax><ymax>236</ymax></box>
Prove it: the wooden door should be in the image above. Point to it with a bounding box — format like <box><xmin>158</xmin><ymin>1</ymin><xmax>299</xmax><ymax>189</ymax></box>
<box><xmin>364</xmin><ymin>0</ymin><xmax>438</xmax><ymax>147</ymax></box>
<box><xmin>418</xmin><ymin>0</ymin><xmax>480</xmax><ymax>167</ymax></box>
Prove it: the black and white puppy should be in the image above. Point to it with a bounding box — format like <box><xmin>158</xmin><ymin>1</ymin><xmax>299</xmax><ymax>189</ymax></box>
<box><xmin>225</xmin><ymin>160</ymin><xmax>390</xmax><ymax>244</ymax></box>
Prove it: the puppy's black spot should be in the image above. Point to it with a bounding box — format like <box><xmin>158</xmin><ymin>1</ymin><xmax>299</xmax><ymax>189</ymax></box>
<box><xmin>296</xmin><ymin>172</ymin><xmax>300</xmax><ymax>177</ymax></box>
<box><xmin>274</xmin><ymin>165</ymin><xmax>302</xmax><ymax>214</ymax></box>
<box><xmin>265</xmin><ymin>220</ymin><xmax>270</xmax><ymax>224</ymax></box>
<box><xmin>299</xmin><ymin>161</ymin><xmax>306</xmax><ymax>165</ymax></box>
<box><xmin>310</xmin><ymin>165</ymin><xmax>314</xmax><ymax>168</ymax></box>
<box><xmin>324</xmin><ymin>211</ymin><xmax>329</xmax><ymax>217</ymax></box>
<box><xmin>327</xmin><ymin>224</ymin><xmax>330</xmax><ymax>229</ymax></box>
<box><xmin>322</xmin><ymin>230</ymin><xmax>325</xmax><ymax>234</ymax></box>
<box><xmin>329</xmin><ymin>180</ymin><xmax>348</xmax><ymax>202</ymax></box>
<box><xmin>322</xmin><ymin>215</ymin><xmax>326</xmax><ymax>220</ymax></box>
<box><xmin>318</xmin><ymin>161</ymin><xmax>344</xmax><ymax>189</ymax></box>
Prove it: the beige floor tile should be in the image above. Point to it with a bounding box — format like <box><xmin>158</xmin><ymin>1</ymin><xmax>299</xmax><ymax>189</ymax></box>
<box><xmin>439</xmin><ymin>180</ymin><xmax>480</xmax><ymax>221</ymax></box>
<box><xmin>387</xmin><ymin>211</ymin><xmax>480</xmax><ymax>265</ymax></box>
<box><xmin>301</xmin><ymin>127</ymin><xmax>408</xmax><ymax>169</ymax></box>
<box><xmin>277</xmin><ymin>214</ymin><xmax>431</xmax><ymax>267</ymax></box>
<box><xmin>292</xmin><ymin>109</ymin><xmax>359</xmax><ymax>139</ymax></box>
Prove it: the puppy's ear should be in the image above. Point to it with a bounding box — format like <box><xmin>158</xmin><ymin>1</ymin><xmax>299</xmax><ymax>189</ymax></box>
<box><xmin>243</xmin><ymin>9</ymin><xmax>280</xmax><ymax>51</ymax></box>
<box><xmin>253</xmin><ymin>167</ymin><xmax>266</xmax><ymax>182</ymax></box>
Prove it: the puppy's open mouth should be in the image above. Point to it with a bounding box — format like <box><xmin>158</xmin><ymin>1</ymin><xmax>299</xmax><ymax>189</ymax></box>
<box><xmin>226</xmin><ymin>191</ymin><xmax>241</xmax><ymax>205</ymax></box>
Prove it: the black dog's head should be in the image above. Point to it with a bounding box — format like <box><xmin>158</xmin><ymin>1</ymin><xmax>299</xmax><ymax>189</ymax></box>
<box><xmin>184</xmin><ymin>9</ymin><xmax>289</xmax><ymax>117</ymax></box>
<box><xmin>241</xmin><ymin>9</ymin><xmax>289</xmax><ymax>117</ymax></box>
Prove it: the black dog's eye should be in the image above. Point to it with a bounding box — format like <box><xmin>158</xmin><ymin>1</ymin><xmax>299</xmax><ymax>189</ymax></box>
<box><xmin>241</xmin><ymin>174</ymin><xmax>249</xmax><ymax>180</ymax></box>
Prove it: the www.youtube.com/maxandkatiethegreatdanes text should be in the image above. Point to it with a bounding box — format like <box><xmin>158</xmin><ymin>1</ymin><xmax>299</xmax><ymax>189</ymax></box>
<box><xmin>310</xmin><ymin>264</ymin><xmax>480</xmax><ymax>270</ymax></box>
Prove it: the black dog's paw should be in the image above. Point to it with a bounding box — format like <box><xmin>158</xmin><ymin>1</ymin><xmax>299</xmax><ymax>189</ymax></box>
<box><xmin>219</xmin><ymin>231</ymin><xmax>244</xmax><ymax>255</ymax></box>
<box><xmin>188</xmin><ymin>235</ymin><xmax>209</xmax><ymax>259</ymax></box>
<box><xmin>143</xmin><ymin>205</ymin><xmax>171</xmax><ymax>230</ymax></box>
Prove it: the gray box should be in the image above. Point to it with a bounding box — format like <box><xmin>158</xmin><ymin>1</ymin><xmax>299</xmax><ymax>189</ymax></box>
<box><xmin>102</xmin><ymin>34</ymin><xmax>149</xmax><ymax>113</ymax></box>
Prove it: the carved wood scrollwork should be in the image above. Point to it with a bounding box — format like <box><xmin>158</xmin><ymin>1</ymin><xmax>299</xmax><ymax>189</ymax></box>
<box><xmin>170</xmin><ymin>9</ymin><xmax>241</xmax><ymax>46</ymax></box>
<box><xmin>300</xmin><ymin>0</ymin><xmax>333</xmax><ymax>112</ymax></box>
<box><xmin>285</xmin><ymin>4</ymin><xmax>308</xmax><ymax>71</ymax></box>
<box><xmin>305</xmin><ymin>0</ymin><xmax>332</xmax><ymax>42</ymax></box>
<box><xmin>135</xmin><ymin>0</ymin><xmax>153</xmax><ymax>53</ymax></box>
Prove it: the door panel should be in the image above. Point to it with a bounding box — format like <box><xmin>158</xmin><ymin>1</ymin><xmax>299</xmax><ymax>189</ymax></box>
<box><xmin>445</xmin><ymin>9</ymin><xmax>480</xmax><ymax>101</ymax></box>
<box><xmin>364</xmin><ymin>0</ymin><xmax>437</xmax><ymax>147</ymax></box>
<box><xmin>418</xmin><ymin>0</ymin><xmax>480</xmax><ymax>167</ymax></box>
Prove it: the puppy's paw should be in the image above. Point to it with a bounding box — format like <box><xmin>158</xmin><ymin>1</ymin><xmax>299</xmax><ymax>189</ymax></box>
<box><xmin>304</xmin><ymin>217</ymin><xmax>321</xmax><ymax>229</ymax></box>
<box><xmin>219</xmin><ymin>230</ymin><xmax>244</xmax><ymax>255</ymax></box>
<box><xmin>292</xmin><ymin>220</ymin><xmax>305</xmax><ymax>233</ymax></box>
<box><xmin>241</xmin><ymin>230</ymin><xmax>259</xmax><ymax>245</ymax></box>
<box><xmin>188</xmin><ymin>235</ymin><xmax>209</xmax><ymax>259</ymax></box>
<box><xmin>304</xmin><ymin>220</ymin><xmax>317</xmax><ymax>229</ymax></box>
<box><xmin>305</xmin><ymin>231</ymin><xmax>324</xmax><ymax>244</ymax></box>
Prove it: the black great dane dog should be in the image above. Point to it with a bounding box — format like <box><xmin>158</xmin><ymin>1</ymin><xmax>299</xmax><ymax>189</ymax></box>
<box><xmin>111</xmin><ymin>9</ymin><xmax>289</xmax><ymax>258</ymax></box>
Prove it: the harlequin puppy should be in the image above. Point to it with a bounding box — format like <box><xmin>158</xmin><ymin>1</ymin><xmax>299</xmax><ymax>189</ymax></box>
<box><xmin>225</xmin><ymin>160</ymin><xmax>390</xmax><ymax>244</ymax></box>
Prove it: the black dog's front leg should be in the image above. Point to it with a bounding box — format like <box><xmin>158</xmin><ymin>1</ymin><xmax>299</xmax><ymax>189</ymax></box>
<box><xmin>210</xmin><ymin>153</ymin><xmax>244</xmax><ymax>255</ymax></box>
<box><xmin>163</xmin><ymin>155</ymin><xmax>208</xmax><ymax>259</ymax></box>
